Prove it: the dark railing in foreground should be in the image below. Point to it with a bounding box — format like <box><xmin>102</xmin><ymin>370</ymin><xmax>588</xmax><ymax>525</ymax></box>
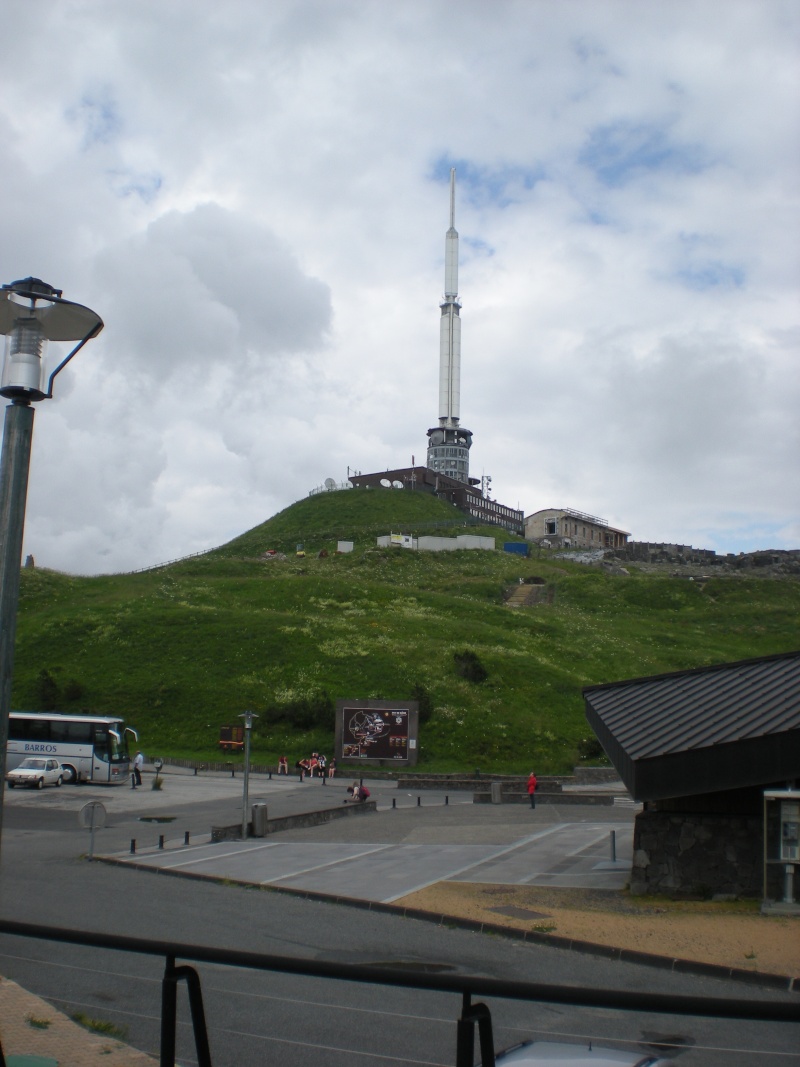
<box><xmin>0</xmin><ymin>919</ymin><xmax>797</xmax><ymax>1067</ymax></box>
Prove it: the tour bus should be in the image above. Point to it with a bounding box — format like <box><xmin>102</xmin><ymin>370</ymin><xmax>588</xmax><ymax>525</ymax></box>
<box><xmin>7</xmin><ymin>712</ymin><xmax>138</xmax><ymax>785</ymax></box>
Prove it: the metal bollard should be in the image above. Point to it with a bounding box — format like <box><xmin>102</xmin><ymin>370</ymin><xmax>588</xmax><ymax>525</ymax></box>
<box><xmin>392</xmin><ymin>797</ymin><xmax>396</xmax><ymax>809</ymax></box>
<box><xmin>194</xmin><ymin>766</ymin><xmax>198</xmax><ymax>776</ymax></box>
<box><xmin>417</xmin><ymin>796</ymin><xmax>421</xmax><ymax>807</ymax></box>
<box><xmin>610</xmin><ymin>829</ymin><xmax>617</xmax><ymax>863</ymax></box>
<box><xmin>184</xmin><ymin>831</ymin><xmax>190</xmax><ymax>845</ymax></box>
<box><xmin>130</xmin><ymin>839</ymin><xmax>136</xmax><ymax>854</ymax></box>
<box><xmin>269</xmin><ymin>771</ymin><xmax>272</xmax><ymax>780</ymax></box>
<box><xmin>445</xmin><ymin>795</ymin><xmax>449</xmax><ymax>806</ymax></box>
<box><xmin>159</xmin><ymin>835</ymin><xmax>165</xmax><ymax>850</ymax></box>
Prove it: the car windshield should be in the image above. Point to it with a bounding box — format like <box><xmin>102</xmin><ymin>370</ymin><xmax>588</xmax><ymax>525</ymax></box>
<box><xmin>19</xmin><ymin>759</ymin><xmax>46</xmax><ymax>770</ymax></box>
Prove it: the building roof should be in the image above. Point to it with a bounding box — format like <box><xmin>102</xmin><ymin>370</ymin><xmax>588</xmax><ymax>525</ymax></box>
<box><xmin>583</xmin><ymin>650</ymin><xmax>800</xmax><ymax>801</ymax></box>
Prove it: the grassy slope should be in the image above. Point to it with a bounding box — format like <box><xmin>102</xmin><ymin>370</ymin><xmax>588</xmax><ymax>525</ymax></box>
<box><xmin>12</xmin><ymin>489</ymin><xmax>800</xmax><ymax>773</ymax></box>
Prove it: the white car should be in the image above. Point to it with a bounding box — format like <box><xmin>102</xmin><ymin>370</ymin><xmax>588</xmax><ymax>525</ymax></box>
<box><xmin>6</xmin><ymin>757</ymin><xmax>63</xmax><ymax>789</ymax></box>
<box><xmin>496</xmin><ymin>1039</ymin><xmax>674</xmax><ymax>1066</ymax></box>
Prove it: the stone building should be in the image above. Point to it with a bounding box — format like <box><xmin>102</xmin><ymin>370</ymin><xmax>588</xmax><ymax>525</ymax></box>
<box><xmin>525</xmin><ymin>507</ymin><xmax>630</xmax><ymax>549</ymax></box>
<box><xmin>583</xmin><ymin>651</ymin><xmax>800</xmax><ymax>898</ymax></box>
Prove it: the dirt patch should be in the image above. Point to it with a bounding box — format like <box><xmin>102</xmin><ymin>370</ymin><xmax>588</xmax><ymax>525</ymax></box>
<box><xmin>394</xmin><ymin>882</ymin><xmax>800</xmax><ymax>979</ymax></box>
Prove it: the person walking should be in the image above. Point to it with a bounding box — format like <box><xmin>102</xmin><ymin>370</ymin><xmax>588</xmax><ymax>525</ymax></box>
<box><xmin>527</xmin><ymin>771</ymin><xmax>537</xmax><ymax>809</ymax></box>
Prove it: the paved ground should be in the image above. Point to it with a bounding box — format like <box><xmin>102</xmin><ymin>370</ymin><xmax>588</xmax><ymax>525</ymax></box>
<box><xmin>94</xmin><ymin>769</ymin><xmax>636</xmax><ymax>900</ymax></box>
<box><xmin>0</xmin><ymin>766</ymin><xmax>639</xmax><ymax>1065</ymax></box>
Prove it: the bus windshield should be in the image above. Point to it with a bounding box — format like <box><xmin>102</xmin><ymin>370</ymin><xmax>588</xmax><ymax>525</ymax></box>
<box><xmin>93</xmin><ymin>726</ymin><xmax>130</xmax><ymax>763</ymax></box>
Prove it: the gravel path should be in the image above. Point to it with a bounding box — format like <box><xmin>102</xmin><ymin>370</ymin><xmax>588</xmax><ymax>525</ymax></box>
<box><xmin>395</xmin><ymin>882</ymin><xmax>800</xmax><ymax>979</ymax></box>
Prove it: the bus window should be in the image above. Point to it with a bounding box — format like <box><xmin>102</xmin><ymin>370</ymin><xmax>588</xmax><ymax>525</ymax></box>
<box><xmin>96</xmin><ymin>728</ymin><xmax>129</xmax><ymax>763</ymax></box>
<box><xmin>21</xmin><ymin>718</ymin><xmax>48</xmax><ymax>742</ymax></box>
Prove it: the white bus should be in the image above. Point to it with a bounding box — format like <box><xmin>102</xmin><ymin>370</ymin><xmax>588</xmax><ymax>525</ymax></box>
<box><xmin>7</xmin><ymin>712</ymin><xmax>138</xmax><ymax>785</ymax></box>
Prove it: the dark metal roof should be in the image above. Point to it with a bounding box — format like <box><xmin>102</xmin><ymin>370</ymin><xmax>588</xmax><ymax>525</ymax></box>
<box><xmin>583</xmin><ymin>651</ymin><xmax>800</xmax><ymax>801</ymax></box>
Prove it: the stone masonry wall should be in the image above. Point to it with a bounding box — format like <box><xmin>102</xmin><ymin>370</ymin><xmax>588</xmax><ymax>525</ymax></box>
<box><xmin>631</xmin><ymin>810</ymin><xmax>762</xmax><ymax>897</ymax></box>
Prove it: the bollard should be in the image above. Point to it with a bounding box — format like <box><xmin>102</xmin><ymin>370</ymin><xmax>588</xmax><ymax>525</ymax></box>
<box><xmin>445</xmin><ymin>795</ymin><xmax>449</xmax><ymax>806</ymax></box>
<box><xmin>269</xmin><ymin>771</ymin><xmax>272</xmax><ymax>780</ymax></box>
<box><xmin>392</xmin><ymin>797</ymin><xmax>396</xmax><ymax>809</ymax></box>
<box><xmin>184</xmin><ymin>831</ymin><xmax>190</xmax><ymax>845</ymax></box>
<box><xmin>610</xmin><ymin>829</ymin><xmax>617</xmax><ymax>863</ymax></box>
<box><xmin>130</xmin><ymin>839</ymin><xmax>136</xmax><ymax>854</ymax></box>
<box><xmin>417</xmin><ymin>796</ymin><xmax>421</xmax><ymax>807</ymax></box>
<box><xmin>194</xmin><ymin>766</ymin><xmax>198</xmax><ymax>776</ymax></box>
<box><xmin>231</xmin><ymin>767</ymin><xmax>235</xmax><ymax>778</ymax></box>
<box><xmin>159</xmin><ymin>835</ymin><xmax>165</xmax><ymax>850</ymax></box>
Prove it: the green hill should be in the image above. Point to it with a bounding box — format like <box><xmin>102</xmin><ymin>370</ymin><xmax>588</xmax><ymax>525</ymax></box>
<box><xmin>12</xmin><ymin>488</ymin><xmax>800</xmax><ymax>774</ymax></box>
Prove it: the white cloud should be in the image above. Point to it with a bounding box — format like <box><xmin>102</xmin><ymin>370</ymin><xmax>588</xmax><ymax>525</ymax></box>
<box><xmin>0</xmin><ymin>0</ymin><xmax>797</xmax><ymax>572</ymax></box>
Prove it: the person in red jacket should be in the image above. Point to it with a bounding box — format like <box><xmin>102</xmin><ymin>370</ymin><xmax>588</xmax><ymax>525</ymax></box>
<box><xmin>527</xmin><ymin>771</ymin><xmax>537</xmax><ymax>809</ymax></box>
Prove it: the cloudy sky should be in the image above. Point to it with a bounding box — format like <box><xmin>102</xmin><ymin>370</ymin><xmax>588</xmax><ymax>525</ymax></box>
<box><xmin>0</xmin><ymin>0</ymin><xmax>797</xmax><ymax>575</ymax></box>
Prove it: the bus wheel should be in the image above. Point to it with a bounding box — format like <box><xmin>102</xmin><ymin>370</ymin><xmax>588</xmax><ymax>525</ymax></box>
<box><xmin>61</xmin><ymin>765</ymin><xmax>77</xmax><ymax>784</ymax></box>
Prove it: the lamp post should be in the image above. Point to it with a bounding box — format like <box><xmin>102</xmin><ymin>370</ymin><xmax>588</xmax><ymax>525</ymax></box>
<box><xmin>239</xmin><ymin>710</ymin><xmax>258</xmax><ymax>839</ymax></box>
<box><xmin>0</xmin><ymin>278</ymin><xmax>103</xmax><ymax>864</ymax></box>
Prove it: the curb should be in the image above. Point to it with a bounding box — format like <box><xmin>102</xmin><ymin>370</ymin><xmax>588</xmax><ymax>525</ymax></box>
<box><xmin>95</xmin><ymin>855</ymin><xmax>799</xmax><ymax>994</ymax></box>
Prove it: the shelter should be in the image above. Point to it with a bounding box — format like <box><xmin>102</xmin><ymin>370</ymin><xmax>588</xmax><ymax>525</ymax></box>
<box><xmin>583</xmin><ymin>651</ymin><xmax>800</xmax><ymax>897</ymax></box>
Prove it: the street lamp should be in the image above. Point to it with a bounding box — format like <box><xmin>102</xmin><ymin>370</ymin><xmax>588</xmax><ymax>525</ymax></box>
<box><xmin>0</xmin><ymin>278</ymin><xmax>103</xmax><ymax>862</ymax></box>
<box><xmin>239</xmin><ymin>710</ymin><xmax>258</xmax><ymax>839</ymax></box>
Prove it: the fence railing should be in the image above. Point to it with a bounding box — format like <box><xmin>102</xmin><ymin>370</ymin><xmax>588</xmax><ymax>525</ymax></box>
<box><xmin>0</xmin><ymin>918</ymin><xmax>797</xmax><ymax>1067</ymax></box>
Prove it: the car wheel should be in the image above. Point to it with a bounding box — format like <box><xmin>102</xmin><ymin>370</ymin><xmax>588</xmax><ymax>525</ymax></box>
<box><xmin>37</xmin><ymin>777</ymin><xmax>44</xmax><ymax>790</ymax></box>
<box><xmin>61</xmin><ymin>765</ymin><xmax>77</xmax><ymax>784</ymax></box>
<box><xmin>55</xmin><ymin>776</ymin><xmax>62</xmax><ymax>787</ymax></box>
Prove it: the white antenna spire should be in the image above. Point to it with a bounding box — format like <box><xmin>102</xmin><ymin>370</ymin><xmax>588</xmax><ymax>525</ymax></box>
<box><xmin>444</xmin><ymin>168</ymin><xmax>459</xmax><ymax>299</ymax></box>
<box><xmin>426</xmin><ymin>167</ymin><xmax>472</xmax><ymax>483</ymax></box>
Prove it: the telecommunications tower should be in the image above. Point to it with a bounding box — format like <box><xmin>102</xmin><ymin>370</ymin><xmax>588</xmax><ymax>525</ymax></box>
<box><xmin>426</xmin><ymin>168</ymin><xmax>473</xmax><ymax>483</ymax></box>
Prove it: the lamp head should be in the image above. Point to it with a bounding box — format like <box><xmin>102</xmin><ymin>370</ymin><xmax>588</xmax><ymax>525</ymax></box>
<box><xmin>0</xmin><ymin>278</ymin><xmax>103</xmax><ymax>402</ymax></box>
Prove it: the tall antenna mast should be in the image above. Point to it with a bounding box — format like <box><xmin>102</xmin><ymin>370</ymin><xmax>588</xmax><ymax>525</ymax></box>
<box><xmin>426</xmin><ymin>168</ymin><xmax>473</xmax><ymax>483</ymax></box>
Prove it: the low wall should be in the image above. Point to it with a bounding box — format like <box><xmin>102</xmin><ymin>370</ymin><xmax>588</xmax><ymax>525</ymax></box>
<box><xmin>473</xmin><ymin>790</ymin><xmax>614</xmax><ymax>806</ymax></box>
<box><xmin>211</xmin><ymin>800</ymin><xmax>377</xmax><ymax>842</ymax></box>
<box><xmin>396</xmin><ymin>775</ymin><xmax>566</xmax><ymax>791</ymax></box>
<box><xmin>630</xmin><ymin>810</ymin><xmax>762</xmax><ymax>897</ymax></box>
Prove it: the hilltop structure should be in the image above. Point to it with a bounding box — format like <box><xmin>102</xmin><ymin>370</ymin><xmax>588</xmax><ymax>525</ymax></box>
<box><xmin>525</xmin><ymin>507</ymin><xmax>630</xmax><ymax>550</ymax></box>
<box><xmin>342</xmin><ymin>170</ymin><xmax>524</xmax><ymax>535</ymax></box>
<box><xmin>425</xmin><ymin>168</ymin><xmax>473</xmax><ymax>485</ymax></box>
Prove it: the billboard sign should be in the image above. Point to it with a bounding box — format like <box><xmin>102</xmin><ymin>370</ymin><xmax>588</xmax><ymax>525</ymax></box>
<box><xmin>336</xmin><ymin>699</ymin><xmax>419</xmax><ymax>766</ymax></box>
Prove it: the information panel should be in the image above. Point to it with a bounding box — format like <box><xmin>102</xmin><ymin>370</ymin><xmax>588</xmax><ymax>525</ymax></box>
<box><xmin>336</xmin><ymin>699</ymin><xmax>419</xmax><ymax>766</ymax></box>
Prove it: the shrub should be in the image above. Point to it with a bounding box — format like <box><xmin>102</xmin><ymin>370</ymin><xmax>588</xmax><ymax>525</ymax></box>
<box><xmin>453</xmin><ymin>650</ymin><xmax>488</xmax><ymax>683</ymax></box>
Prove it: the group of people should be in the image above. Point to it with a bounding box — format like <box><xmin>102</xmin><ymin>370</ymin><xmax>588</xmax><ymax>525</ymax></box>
<box><xmin>280</xmin><ymin>753</ymin><xmax>337</xmax><ymax>781</ymax></box>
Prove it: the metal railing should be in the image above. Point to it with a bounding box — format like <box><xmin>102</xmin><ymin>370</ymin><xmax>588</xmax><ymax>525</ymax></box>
<box><xmin>0</xmin><ymin>918</ymin><xmax>797</xmax><ymax>1067</ymax></box>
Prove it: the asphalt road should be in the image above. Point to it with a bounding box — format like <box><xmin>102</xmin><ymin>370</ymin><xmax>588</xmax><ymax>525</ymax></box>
<box><xmin>0</xmin><ymin>770</ymin><xmax>797</xmax><ymax>1066</ymax></box>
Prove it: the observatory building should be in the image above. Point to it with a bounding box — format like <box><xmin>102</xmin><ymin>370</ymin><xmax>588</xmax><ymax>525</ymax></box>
<box><xmin>426</xmin><ymin>168</ymin><xmax>473</xmax><ymax>484</ymax></box>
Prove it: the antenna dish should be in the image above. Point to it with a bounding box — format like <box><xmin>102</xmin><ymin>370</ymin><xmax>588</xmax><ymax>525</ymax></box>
<box><xmin>380</xmin><ymin>478</ymin><xmax>392</xmax><ymax>488</ymax></box>
<box><xmin>345</xmin><ymin>480</ymin><xmax>354</xmax><ymax>489</ymax></box>
<box><xmin>392</xmin><ymin>480</ymin><xmax>404</xmax><ymax>489</ymax></box>
<box><xmin>324</xmin><ymin>477</ymin><xmax>336</xmax><ymax>490</ymax></box>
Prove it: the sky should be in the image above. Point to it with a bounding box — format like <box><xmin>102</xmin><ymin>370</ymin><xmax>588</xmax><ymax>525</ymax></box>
<box><xmin>0</xmin><ymin>0</ymin><xmax>797</xmax><ymax>575</ymax></box>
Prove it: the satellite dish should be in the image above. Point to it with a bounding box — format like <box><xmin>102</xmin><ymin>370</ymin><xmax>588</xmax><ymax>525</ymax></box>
<box><xmin>324</xmin><ymin>477</ymin><xmax>336</xmax><ymax>490</ymax></box>
<box><xmin>345</xmin><ymin>480</ymin><xmax>354</xmax><ymax>489</ymax></box>
<box><xmin>380</xmin><ymin>478</ymin><xmax>392</xmax><ymax>488</ymax></box>
<box><xmin>392</xmin><ymin>480</ymin><xmax>404</xmax><ymax>489</ymax></box>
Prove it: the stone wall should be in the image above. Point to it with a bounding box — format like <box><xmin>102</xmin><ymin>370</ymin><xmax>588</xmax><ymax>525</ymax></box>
<box><xmin>630</xmin><ymin>809</ymin><xmax>762</xmax><ymax>897</ymax></box>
